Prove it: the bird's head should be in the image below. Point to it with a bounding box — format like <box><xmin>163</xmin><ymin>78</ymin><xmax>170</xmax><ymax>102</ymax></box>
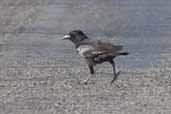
<box><xmin>63</xmin><ymin>30</ymin><xmax>88</xmax><ymax>45</ymax></box>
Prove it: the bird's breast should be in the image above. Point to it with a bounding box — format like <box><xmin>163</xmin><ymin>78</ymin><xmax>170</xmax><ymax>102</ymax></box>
<box><xmin>76</xmin><ymin>45</ymin><xmax>94</xmax><ymax>56</ymax></box>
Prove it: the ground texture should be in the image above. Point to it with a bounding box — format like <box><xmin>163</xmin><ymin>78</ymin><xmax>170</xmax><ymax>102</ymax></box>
<box><xmin>0</xmin><ymin>0</ymin><xmax>170</xmax><ymax>114</ymax></box>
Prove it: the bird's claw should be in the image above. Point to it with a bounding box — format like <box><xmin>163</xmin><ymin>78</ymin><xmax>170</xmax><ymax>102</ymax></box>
<box><xmin>83</xmin><ymin>80</ymin><xmax>88</xmax><ymax>85</ymax></box>
<box><xmin>110</xmin><ymin>71</ymin><xmax>121</xmax><ymax>85</ymax></box>
<box><xmin>116</xmin><ymin>71</ymin><xmax>121</xmax><ymax>76</ymax></box>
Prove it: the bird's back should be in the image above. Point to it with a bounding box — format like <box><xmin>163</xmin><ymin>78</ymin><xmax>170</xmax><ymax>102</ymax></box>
<box><xmin>76</xmin><ymin>39</ymin><xmax>123</xmax><ymax>58</ymax></box>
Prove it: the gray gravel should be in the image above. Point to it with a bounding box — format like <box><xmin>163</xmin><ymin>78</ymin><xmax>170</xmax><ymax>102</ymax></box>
<box><xmin>0</xmin><ymin>0</ymin><xmax>170</xmax><ymax>114</ymax></box>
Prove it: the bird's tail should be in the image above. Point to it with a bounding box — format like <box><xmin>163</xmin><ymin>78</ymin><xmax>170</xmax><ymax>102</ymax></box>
<box><xmin>118</xmin><ymin>52</ymin><xmax>129</xmax><ymax>56</ymax></box>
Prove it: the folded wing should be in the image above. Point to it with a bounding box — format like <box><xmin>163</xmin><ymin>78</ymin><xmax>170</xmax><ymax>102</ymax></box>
<box><xmin>77</xmin><ymin>40</ymin><xmax>123</xmax><ymax>58</ymax></box>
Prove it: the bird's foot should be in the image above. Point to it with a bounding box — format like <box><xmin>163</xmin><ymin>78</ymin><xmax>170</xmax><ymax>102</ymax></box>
<box><xmin>82</xmin><ymin>75</ymin><xmax>92</xmax><ymax>85</ymax></box>
<box><xmin>83</xmin><ymin>80</ymin><xmax>88</xmax><ymax>85</ymax></box>
<box><xmin>110</xmin><ymin>71</ymin><xmax>121</xmax><ymax>85</ymax></box>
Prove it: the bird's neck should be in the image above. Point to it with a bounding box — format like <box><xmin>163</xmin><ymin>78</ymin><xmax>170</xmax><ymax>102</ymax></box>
<box><xmin>72</xmin><ymin>38</ymin><xmax>87</xmax><ymax>47</ymax></box>
<box><xmin>74</xmin><ymin>41</ymin><xmax>84</xmax><ymax>48</ymax></box>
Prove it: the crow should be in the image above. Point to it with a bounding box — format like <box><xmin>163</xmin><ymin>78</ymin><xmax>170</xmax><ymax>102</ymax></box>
<box><xmin>63</xmin><ymin>30</ymin><xmax>129</xmax><ymax>84</ymax></box>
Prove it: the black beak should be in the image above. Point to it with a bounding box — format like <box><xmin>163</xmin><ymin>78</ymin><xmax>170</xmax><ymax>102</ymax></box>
<box><xmin>62</xmin><ymin>35</ymin><xmax>71</xmax><ymax>40</ymax></box>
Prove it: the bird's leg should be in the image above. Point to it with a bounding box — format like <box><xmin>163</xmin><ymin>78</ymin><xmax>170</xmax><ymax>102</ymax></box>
<box><xmin>83</xmin><ymin>65</ymin><xmax>94</xmax><ymax>84</ymax></box>
<box><xmin>83</xmin><ymin>75</ymin><xmax>92</xmax><ymax>84</ymax></box>
<box><xmin>109</xmin><ymin>60</ymin><xmax>120</xmax><ymax>85</ymax></box>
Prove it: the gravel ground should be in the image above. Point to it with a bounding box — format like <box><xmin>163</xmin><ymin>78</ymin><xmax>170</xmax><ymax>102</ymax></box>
<box><xmin>0</xmin><ymin>59</ymin><xmax>170</xmax><ymax>114</ymax></box>
<box><xmin>0</xmin><ymin>0</ymin><xmax>170</xmax><ymax>114</ymax></box>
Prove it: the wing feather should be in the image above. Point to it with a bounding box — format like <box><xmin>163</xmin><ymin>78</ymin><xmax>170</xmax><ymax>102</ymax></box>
<box><xmin>77</xmin><ymin>40</ymin><xmax>123</xmax><ymax>59</ymax></box>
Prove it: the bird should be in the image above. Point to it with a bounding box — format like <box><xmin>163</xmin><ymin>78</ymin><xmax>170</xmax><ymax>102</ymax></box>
<box><xmin>63</xmin><ymin>30</ymin><xmax>129</xmax><ymax>84</ymax></box>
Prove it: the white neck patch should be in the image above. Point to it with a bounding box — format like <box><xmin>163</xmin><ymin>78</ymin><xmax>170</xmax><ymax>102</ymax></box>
<box><xmin>77</xmin><ymin>45</ymin><xmax>94</xmax><ymax>56</ymax></box>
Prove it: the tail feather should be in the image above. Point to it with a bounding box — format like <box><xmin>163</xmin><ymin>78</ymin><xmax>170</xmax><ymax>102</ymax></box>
<box><xmin>118</xmin><ymin>52</ymin><xmax>129</xmax><ymax>56</ymax></box>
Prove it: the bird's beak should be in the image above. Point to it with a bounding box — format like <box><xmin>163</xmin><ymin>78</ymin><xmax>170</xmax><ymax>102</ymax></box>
<box><xmin>62</xmin><ymin>35</ymin><xmax>71</xmax><ymax>40</ymax></box>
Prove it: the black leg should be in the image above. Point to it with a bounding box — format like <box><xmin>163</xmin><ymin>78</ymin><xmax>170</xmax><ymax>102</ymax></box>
<box><xmin>89</xmin><ymin>65</ymin><xmax>94</xmax><ymax>75</ymax></box>
<box><xmin>83</xmin><ymin>65</ymin><xmax>94</xmax><ymax>84</ymax></box>
<box><xmin>109</xmin><ymin>60</ymin><xmax>120</xmax><ymax>84</ymax></box>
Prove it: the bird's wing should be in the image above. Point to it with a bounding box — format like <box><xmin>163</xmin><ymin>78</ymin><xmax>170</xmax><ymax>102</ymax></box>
<box><xmin>95</xmin><ymin>41</ymin><xmax>123</xmax><ymax>52</ymax></box>
<box><xmin>77</xmin><ymin>40</ymin><xmax>123</xmax><ymax>58</ymax></box>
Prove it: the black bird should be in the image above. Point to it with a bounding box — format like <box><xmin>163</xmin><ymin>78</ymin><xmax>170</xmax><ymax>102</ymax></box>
<box><xmin>63</xmin><ymin>30</ymin><xmax>129</xmax><ymax>84</ymax></box>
